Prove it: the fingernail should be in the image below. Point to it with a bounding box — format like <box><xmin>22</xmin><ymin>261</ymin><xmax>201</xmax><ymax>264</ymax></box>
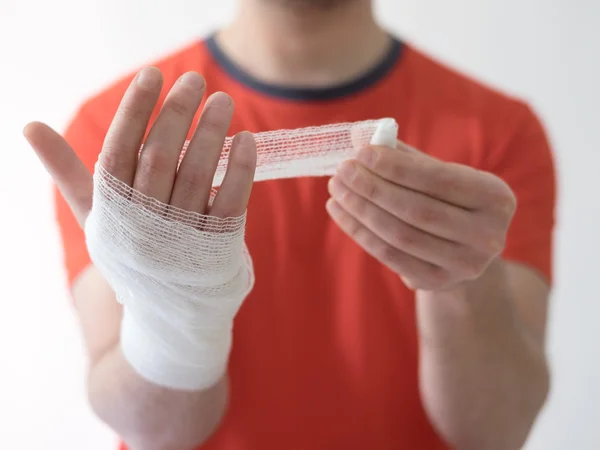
<box><xmin>179</xmin><ymin>72</ymin><xmax>205</xmax><ymax>90</ymax></box>
<box><xmin>356</xmin><ymin>146</ymin><xmax>376</xmax><ymax>167</ymax></box>
<box><xmin>136</xmin><ymin>67</ymin><xmax>161</xmax><ymax>89</ymax></box>
<box><xmin>337</xmin><ymin>161</ymin><xmax>356</xmax><ymax>180</ymax></box>
<box><xmin>209</xmin><ymin>92</ymin><xmax>232</xmax><ymax>108</ymax></box>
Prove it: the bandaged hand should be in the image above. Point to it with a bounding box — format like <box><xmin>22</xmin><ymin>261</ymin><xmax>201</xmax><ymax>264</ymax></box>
<box><xmin>24</xmin><ymin>67</ymin><xmax>258</xmax><ymax>390</ymax></box>
<box><xmin>326</xmin><ymin>142</ymin><xmax>517</xmax><ymax>291</ymax></box>
<box><xmin>25</xmin><ymin>60</ymin><xmax>401</xmax><ymax>390</ymax></box>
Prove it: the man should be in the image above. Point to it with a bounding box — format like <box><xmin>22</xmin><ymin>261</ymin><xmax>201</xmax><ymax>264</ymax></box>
<box><xmin>23</xmin><ymin>0</ymin><xmax>556</xmax><ymax>449</ymax></box>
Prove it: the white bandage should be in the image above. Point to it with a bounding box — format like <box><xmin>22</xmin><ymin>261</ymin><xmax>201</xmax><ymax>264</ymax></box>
<box><xmin>84</xmin><ymin>118</ymin><xmax>398</xmax><ymax>391</ymax></box>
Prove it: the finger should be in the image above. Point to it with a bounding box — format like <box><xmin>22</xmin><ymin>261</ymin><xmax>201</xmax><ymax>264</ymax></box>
<box><xmin>170</xmin><ymin>92</ymin><xmax>234</xmax><ymax>213</ymax></box>
<box><xmin>328</xmin><ymin>176</ymin><xmax>492</xmax><ymax>280</ymax></box>
<box><xmin>133</xmin><ymin>72</ymin><xmax>206</xmax><ymax>203</ymax></box>
<box><xmin>23</xmin><ymin>122</ymin><xmax>92</xmax><ymax>226</ymax></box>
<box><xmin>100</xmin><ymin>66</ymin><xmax>163</xmax><ymax>185</ymax></box>
<box><xmin>325</xmin><ymin>198</ymin><xmax>449</xmax><ymax>289</ymax></box>
<box><xmin>210</xmin><ymin>131</ymin><xmax>257</xmax><ymax>218</ymax></box>
<box><xmin>356</xmin><ymin>143</ymin><xmax>507</xmax><ymax>210</ymax></box>
<box><xmin>335</xmin><ymin>160</ymin><xmax>502</xmax><ymax>253</ymax></box>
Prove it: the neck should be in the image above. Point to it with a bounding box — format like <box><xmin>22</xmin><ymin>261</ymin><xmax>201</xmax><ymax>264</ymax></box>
<box><xmin>217</xmin><ymin>0</ymin><xmax>389</xmax><ymax>88</ymax></box>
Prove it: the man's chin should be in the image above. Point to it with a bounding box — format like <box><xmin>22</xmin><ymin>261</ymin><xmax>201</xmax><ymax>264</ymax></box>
<box><xmin>261</xmin><ymin>0</ymin><xmax>358</xmax><ymax>11</ymax></box>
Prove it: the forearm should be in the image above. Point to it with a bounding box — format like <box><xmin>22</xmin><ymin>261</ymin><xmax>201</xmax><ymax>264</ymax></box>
<box><xmin>87</xmin><ymin>344</ymin><xmax>228</xmax><ymax>450</ymax></box>
<box><xmin>417</xmin><ymin>259</ymin><xmax>550</xmax><ymax>450</ymax></box>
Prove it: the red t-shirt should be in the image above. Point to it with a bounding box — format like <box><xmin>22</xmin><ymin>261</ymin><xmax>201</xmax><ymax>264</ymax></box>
<box><xmin>55</xmin><ymin>35</ymin><xmax>556</xmax><ymax>450</ymax></box>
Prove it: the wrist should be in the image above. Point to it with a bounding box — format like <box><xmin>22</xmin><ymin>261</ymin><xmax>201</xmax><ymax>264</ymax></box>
<box><xmin>120</xmin><ymin>307</ymin><xmax>232</xmax><ymax>391</ymax></box>
<box><xmin>417</xmin><ymin>258</ymin><xmax>519</xmax><ymax>330</ymax></box>
<box><xmin>423</xmin><ymin>257</ymin><xmax>508</xmax><ymax>299</ymax></box>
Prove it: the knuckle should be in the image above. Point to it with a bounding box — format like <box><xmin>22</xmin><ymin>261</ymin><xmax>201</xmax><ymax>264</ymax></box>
<box><xmin>231</xmin><ymin>154</ymin><xmax>256</xmax><ymax>175</ymax></box>
<box><xmin>99</xmin><ymin>145</ymin><xmax>128</xmax><ymax>172</ymax></box>
<box><xmin>392</xmin><ymin>226</ymin><xmax>418</xmax><ymax>250</ymax></box>
<box><xmin>176</xmin><ymin>172</ymin><xmax>207</xmax><ymax>197</ymax></box>
<box><xmin>347</xmin><ymin>193</ymin><xmax>368</xmax><ymax>216</ymax></box>
<box><xmin>197</xmin><ymin>115</ymin><xmax>226</xmax><ymax>135</ymax></box>
<box><xmin>381</xmin><ymin>243</ymin><xmax>400</xmax><ymax>266</ymax></box>
<box><xmin>390</xmin><ymin>160</ymin><xmax>408</xmax><ymax>181</ymax></box>
<box><xmin>361</xmin><ymin>177</ymin><xmax>380</xmax><ymax>202</ymax></box>
<box><xmin>347</xmin><ymin>219</ymin><xmax>364</xmax><ymax>241</ymax></box>
<box><xmin>139</xmin><ymin>147</ymin><xmax>172</xmax><ymax>175</ymax></box>
<box><xmin>438</xmin><ymin>172</ymin><xmax>463</xmax><ymax>196</ymax></box>
<box><xmin>198</xmin><ymin>104</ymin><xmax>233</xmax><ymax>134</ymax></box>
<box><xmin>116</xmin><ymin>103</ymin><xmax>147</xmax><ymax>122</ymax></box>
<box><xmin>167</xmin><ymin>97</ymin><xmax>192</xmax><ymax>116</ymax></box>
<box><xmin>407</xmin><ymin>204</ymin><xmax>444</xmax><ymax>226</ymax></box>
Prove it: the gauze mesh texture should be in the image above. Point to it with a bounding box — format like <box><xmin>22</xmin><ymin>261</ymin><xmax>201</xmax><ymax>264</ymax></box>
<box><xmin>84</xmin><ymin>118</ymin><xmax>398</xmax><ymax>390</ymax></box>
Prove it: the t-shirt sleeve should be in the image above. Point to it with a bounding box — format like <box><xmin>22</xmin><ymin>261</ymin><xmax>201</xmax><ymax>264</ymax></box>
<box><xmin>54</xmin><ymin>104</ymin><xmax>106</xmax><ymax>288</ymax></box>
<box><xmin>484</xmin><ymin>101</ymin><xmax>557</xmax><ymax>284</ymax></box>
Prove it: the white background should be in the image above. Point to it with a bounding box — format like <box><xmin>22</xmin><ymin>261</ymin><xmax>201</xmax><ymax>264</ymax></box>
<box><xmin>1</xmin><ymin>0</ymin><xmax>598</xmax><ymax>448</ymax></box>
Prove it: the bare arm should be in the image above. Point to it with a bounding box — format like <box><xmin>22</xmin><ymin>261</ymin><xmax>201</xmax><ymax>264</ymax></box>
<box><xmin>417</xmin><ymin>260</ymin><xmax>550</xmax><ymax>450</ymax></box>
<box><xmin>25</xmin><ymin>67</ymin><xmax>256</xmax><ymax>450</ymax></box>
<box><xmin>325</xmin><ymin>131</ymin><xmax>554</xmax><ymax>449</ymax></box>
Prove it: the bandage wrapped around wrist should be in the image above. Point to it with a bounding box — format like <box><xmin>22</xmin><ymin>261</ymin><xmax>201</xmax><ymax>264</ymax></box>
<box><xmin>84</xmin><ymin>118</ymin><xmax>398</xmax><ymax>391</ymax></box>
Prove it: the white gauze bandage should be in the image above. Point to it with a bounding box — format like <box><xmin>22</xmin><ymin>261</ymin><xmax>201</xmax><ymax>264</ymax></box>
<box><xmin>84</xmin><ymin>118</ymin><xmax>398</xmax><ymax>391</ymax></box>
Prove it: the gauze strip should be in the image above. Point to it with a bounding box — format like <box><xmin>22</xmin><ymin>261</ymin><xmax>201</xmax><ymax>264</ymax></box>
<box><xmin>186</xmin><ymin>117</ymin><xmax>398</xmax><ymax>186</ymax></box>
<box><xmin>85</xmin><ymin>118</ymin><xmax>398</xmax><ymax>390</ymax></box>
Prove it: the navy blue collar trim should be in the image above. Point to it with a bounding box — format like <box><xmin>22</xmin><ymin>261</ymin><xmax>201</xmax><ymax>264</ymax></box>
<box><xmin>205</xmin><ymin>34</ymin><xmax>403</xmax><ymax>102</ymax></box>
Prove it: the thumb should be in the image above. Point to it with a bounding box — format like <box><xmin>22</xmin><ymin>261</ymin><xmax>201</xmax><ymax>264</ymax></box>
<box><xmin>24</xmin><ymin>122</ymin><xmax>93</xmax><ymax>227</ymax></box>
